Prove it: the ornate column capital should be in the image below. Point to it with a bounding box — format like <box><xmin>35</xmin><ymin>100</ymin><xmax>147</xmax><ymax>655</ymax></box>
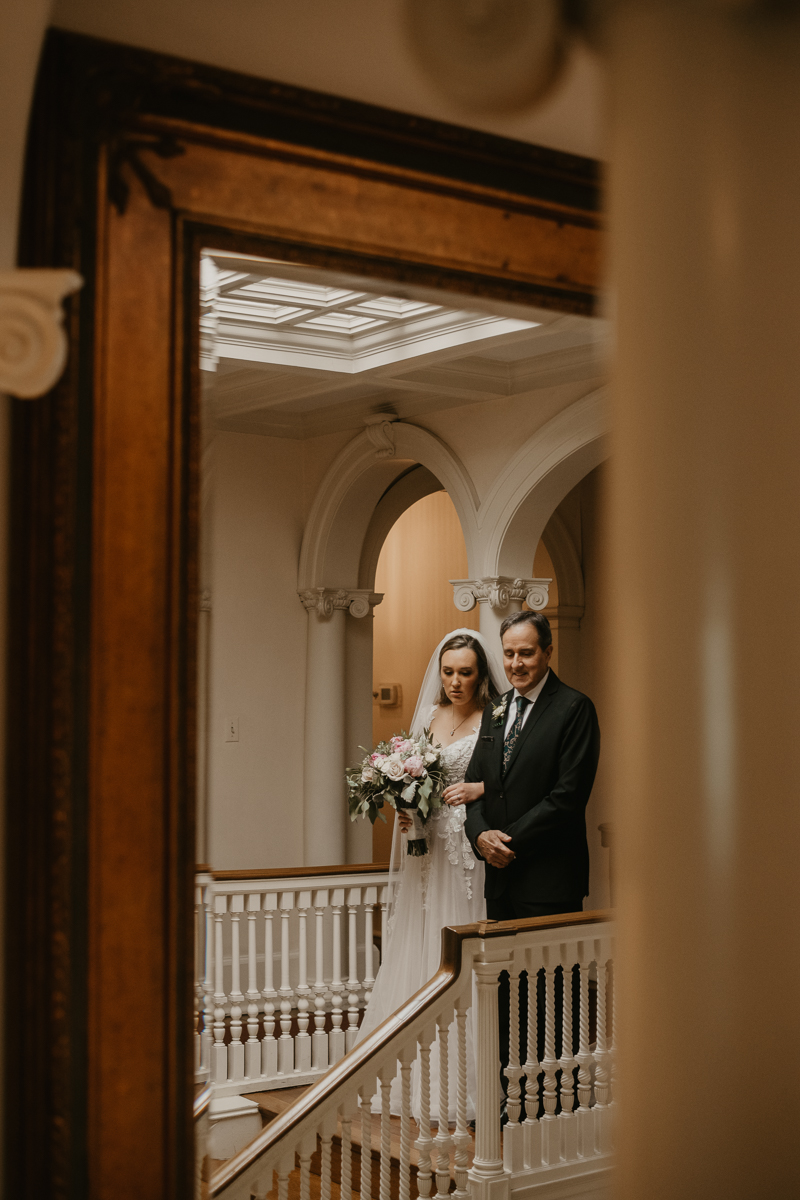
<box><xmin>199</xmin><ymin>589</ymin><xmax>212</xmax><ymax>613</ymax></box>
<box><xmin>0</xmin><ymin>268</ymin><xmax>83</xmax><ymax>398</ymax></box>
<box><xmin>450</xmin><ymin>576</ymin><xmax>551</xmax><ymax>613</ymax></box>
<box><xmin>298</xmin><ymin>588</ymin><xmax>383</xmax><ymax>618</ymax></box>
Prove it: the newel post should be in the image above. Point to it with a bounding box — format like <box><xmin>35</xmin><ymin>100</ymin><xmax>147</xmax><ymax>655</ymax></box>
<box><xmin>469</xmin><ymin>945</ymin><xmax>512</xmax><ymax>1200</ymax></box>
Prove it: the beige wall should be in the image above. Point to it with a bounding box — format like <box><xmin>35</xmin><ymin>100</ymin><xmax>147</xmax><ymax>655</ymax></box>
<box><xmin>370</xmin><ymin>490</ymin><xmax>479</xmax><ymax>860</ymax></box>
<box><xmin>207</xmin><ymin>431</ymin><xmax>308</xmax><ymax>869</ymax></box>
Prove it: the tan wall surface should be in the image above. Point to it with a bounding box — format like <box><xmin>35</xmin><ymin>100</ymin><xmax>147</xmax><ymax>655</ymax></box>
<box><xmin>371</xmin><ymin>490</ymin><xmax>478</xmax><ymax>860</ymax></box>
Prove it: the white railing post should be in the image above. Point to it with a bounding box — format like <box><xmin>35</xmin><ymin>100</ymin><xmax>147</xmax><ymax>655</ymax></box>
<box><xmin>379</xmin><ymin>884</ymin><xmax>388</xmax><ymax>958</ymax></box>
<box><xmin>295</xmin><ymin>889</ymin><xmax>312</xmax><ymax>1072</ymax></box>
<box><xmin>329</xmin><ymin>888</ymin><xmax>346</xmax><ymax>1063</ymax></box>
<box><xmin>399</xmin><ymin>1044</ymin><xmax>415</xmax><ymax>1200</ymax></box>
<box><xmin>262</xmin><ymin>893</ymin><xmax>278</xmax><ymax>1079</ymax></box>
<box><xmin>312</xmin><ymin>889</ymin><xmax>329</xmax><ymax>1071</ymax></box>
<box><xmin>278</xmin><ymin>891</ymin><xmax>295</xmax><ymax>1075</ymax></box>
<box><xmin>359</xmin><ymin>1083</ymin><xmax>373</xmax><ymax>1200</ymax></box>
<box><xmin>574</xmin><ymin>940</ymin><xmax>593</xmax><ymax>1159</ymax></box>
<box><xmin>228</xmin><ymin>893</ymin><xmax>246</xmax><ymax>1081</ymax></box>
<box><xmin>194</xmin><ymin>882</ymin><xmax>204</xmax><ymax>1076</ymax></box>
<box><xmin>469</xmin><ymin>947</ymin><xmax>511</xmax><ymax>1200</ymax></box>
<box><xmin>212</xmin><ymin>893</ymin><xmax>228</xmax><ymax>1083</ymax></box>
<box><xmin>245</xmin><ymin>893</ymin><xmax>261</xmax><ymax>1080</ymax></box>
<box><xmin>346</xmin><ymin>886</ymin><xmax>362</xmax><ymax>1051</ymax></box>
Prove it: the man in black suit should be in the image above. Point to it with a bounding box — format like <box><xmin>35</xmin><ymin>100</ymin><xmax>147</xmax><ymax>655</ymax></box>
<box><xmin>462</xmin><ymin>610</ymin><xmax>600</xmax><ymax>1115</ymax></box>
<box><xmin>464</xmin><ymin>609</ymin><xmax>600</xmax><ymax>920</ymax></box>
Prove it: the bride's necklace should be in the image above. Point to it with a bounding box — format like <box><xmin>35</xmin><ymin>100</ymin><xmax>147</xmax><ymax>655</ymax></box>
<box><xmin>450</xmin><ymin>710</ymin><xmax>474</xmax><ymax>738</ymax></box>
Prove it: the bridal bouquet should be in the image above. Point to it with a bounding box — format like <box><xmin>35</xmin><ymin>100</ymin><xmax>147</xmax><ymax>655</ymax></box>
<box><xmin>346</xmin><ymin>729</ymin><xmax>446</xmax><ymax>856</ymax></box>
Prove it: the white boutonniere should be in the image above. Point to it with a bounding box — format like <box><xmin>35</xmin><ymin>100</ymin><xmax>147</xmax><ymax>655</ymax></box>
<box><xmin>491</xmin><ymin>697</ymin><xmax>508</xmax><ymax>727</ymax></box>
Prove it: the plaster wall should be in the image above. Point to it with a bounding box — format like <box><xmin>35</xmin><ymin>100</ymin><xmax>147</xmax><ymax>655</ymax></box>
<box><xmin>207</xmin><ymin>431</ymin><xmax>307</xmax><ymax>869</ymax></box>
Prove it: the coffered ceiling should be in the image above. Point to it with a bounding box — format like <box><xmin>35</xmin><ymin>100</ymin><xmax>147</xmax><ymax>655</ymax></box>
<box><xmin>201</xmin><ymin>251</ymin><xmax>607</xmax><ymax>439</ymax></box>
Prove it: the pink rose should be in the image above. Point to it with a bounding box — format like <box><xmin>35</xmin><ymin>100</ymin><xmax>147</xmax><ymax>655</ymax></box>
<box><xmin>403</xmin><ymin>755</ymin><xmax>425</xmax><ymax>778</ymax></box>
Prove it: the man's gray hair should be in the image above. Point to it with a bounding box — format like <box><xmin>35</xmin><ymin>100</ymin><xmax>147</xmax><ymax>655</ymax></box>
<box><xmin>499</xmin><ymin>609</ymin><xmax>552</xmax><ymax>650</ymax></box>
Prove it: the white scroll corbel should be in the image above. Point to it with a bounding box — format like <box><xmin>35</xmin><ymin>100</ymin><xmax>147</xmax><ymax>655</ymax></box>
<box><xmin>450</xmin><ymin>576</ymin><xmax>551</xmax><ymax>641</ymax></box>
<box><xmin>0</xmin><ymin>269</ymin><xmax>83</xmax><ymax>398</ymax></box>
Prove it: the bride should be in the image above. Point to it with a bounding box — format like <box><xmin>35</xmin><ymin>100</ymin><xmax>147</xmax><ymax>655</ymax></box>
<box><xmin>356</xmin><ymin>628</ymin><xmax>506</xmax><ymax>1116</ymax></box>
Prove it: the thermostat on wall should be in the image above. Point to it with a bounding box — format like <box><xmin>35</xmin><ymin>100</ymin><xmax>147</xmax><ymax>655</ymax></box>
<box><xmin>374</xmin><ymin>684</ymin><xmax>402</xmax><ymax>707</ymax></box>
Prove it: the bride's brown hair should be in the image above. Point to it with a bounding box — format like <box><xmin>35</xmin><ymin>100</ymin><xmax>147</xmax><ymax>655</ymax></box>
<box><xmin>435</xmin><ymin>634</ymin><xmax>498</xmax><ymax>710</ymax></box>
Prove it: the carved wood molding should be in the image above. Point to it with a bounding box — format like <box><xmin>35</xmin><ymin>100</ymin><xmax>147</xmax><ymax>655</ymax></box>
<box><xmin>0</xmin><ymin>269</ymin><xmax>82</xmax><ymax>397</ymax></box>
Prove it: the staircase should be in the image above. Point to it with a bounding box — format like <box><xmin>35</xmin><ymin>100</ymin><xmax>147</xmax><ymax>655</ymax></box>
<box><xmin>206</xmin><ymin>910</ymin><xmax>616</xmax><ymax>1200</ymax></box>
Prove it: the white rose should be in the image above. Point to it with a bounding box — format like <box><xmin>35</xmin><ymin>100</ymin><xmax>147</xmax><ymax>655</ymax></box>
<box><xmin>382</xmin><ymin>758</ymin><xmax>405</xmax><ymax>781</ymax></box>
<box><xmin>361</xmin><ymin>767</ymin><xmax>376</xmax><ymax>783</ymax></box>
<box><xmin>424</xmin><ymin>750</ymin><xmax>437</xmax><ymax>763</ymax></box>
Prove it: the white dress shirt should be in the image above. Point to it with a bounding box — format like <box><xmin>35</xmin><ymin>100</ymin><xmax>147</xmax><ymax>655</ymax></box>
<box><xmin>504</xmin><ymin>670</ymin><xmax>551</xmax><ymax>738</ymax></box>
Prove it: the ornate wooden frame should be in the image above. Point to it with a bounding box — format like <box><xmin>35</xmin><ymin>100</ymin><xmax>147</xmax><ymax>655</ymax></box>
<box><xmin>10</xmin><ymin>29</ymin><xmax>601</xmax><ymax>1200</ymax></box>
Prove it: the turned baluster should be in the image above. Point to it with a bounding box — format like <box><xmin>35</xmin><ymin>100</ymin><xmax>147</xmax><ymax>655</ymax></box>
<box><xmin>557</xmin><ymin>951</ymin><xmax>578</xmax><ymax>1164</ymax></box>
<box><xmin>319</xmin><ymin>1115</ymin><xmax>334</xmax><ymax>1200</ymax></box>
<box><xmin>261</xmin><ymin>893</ymin><xmax>278</xmax><ymax>1079</ymax></box>
<box><xmin>295</xmin><ymin>889</ymin><xmax>312</xmax><ymax>1071</ymax></box>
<box><xmin>359</xmin><ymin>1084</ymin><xmax>373</xmax><ymax>1200</ymax></box>
<box><xmin>312</xmin><ymin>889</ymin><xmax>329</xmax><ymax>1070</ymax></box>
<box><xmin>433</xmin><ymin>1016</ymin><xmax>452</xmax><ymax>1199</ymax></box>
<box><xmin>379</xmin><ymin>884</ymin><xmax>389</xmax><ymax>959</ymax></box>
<box><xmin>379</xmin><ymin>1069</ymin><xmax>393</xmax><ymax>1200</ymax></box>
<box><xmin>212</xmin><ymin>893</ymin><xmax>228</xmax><ymax>1082</ymax></box>
<box><xmin>201</xmin><ymin>882</ymin><xmax>214</xmax><ymax>1075</ymax></box>
<box><xmin>609</xmin><ymin>958</ymin><xmax>617</xmax><ymax>1112</ymax></box>
<box><xmin>298</xmin><ymin>1132</ymin><xmax>314</xmax><ymax>1200</ymax></box>
<box><xmin>228</xmin><ymin>893</ymin><xmax>246</xmax><ymax>1079</ymax></box>
<box><xmin>399</xmin><ymin>1045</ymin><xmax>415</xmax><ymax>1200</ymax></box>
<box><xmin>539</xmin><ymin>947</ymin><xmax>559</xmax><ymax>1166</ymax></box>
<box><xmin>594</xmin><ymin>955</ymin><xmax>612</xmax><ymax>1153</ymax></box>
<box><xmin>362</xmin><ymin>885</ymin><xmax>377</xmax><ymax>1008</ymax></box>
<box><xmin>340</xmin><ymin>1097</ymin><xmax>355</xmax><ymax>1200</ymax></box>
<box><xmin>503</xmin><ymin>955</ymin><xmax>524</xmax><ymax>1173</ymax></box>
<box><xmin>278</xmin><ymin>890</ymin><xmax>295</xmax><ymax>1074</ymax></box>
<box><xmin>193</xmin><ymin>882</ymin><xmax>203</xmax><ymax>1073</ymax></box>
<box><xmin>329</xmin><ymin>888</ymin><xmax>346</xmax><ymax>1062</ymax></box>
<box><xmin>415</xmin><ymin>1028</ymin><xmax>435</xmax><ymax>1200</ymax></box>
<box><xmin>522</xmin><ymin>946</ymin><xmax>543</xmax><ymax>1170</ymax></box>
<box><xmin>452</xmin><ymin>1001</ymin><xmax>470</xmax><ymax>1199</ymax></box>
<box><xmin>244</xmin><ymin>892</ymin><xmax>261</xmax><ymax>1079</ymax></box>
<box><xmin>276</xmin><ymin>1163</ymin><xmax>290</xmax><ymax>1200</ymax></box>
<box><xmin>345</xmin><ymin>886</ymin><xmax>362</xmax><ymax>1051</ymax></box>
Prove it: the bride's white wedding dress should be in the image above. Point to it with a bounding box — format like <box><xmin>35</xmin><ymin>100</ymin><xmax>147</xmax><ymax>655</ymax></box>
<box><xmin>355</xmin><ymin>629</ymin><xmax>506</xmax><ymax>1119</ymax></box>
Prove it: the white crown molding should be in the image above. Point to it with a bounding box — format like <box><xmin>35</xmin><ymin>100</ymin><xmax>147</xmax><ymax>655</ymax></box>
<box><xmin>298</xmin><ymin>588</ymin><xmax>383</xmax><ymax>618</ymax></box>
<box><xmin>0</xmin><ymin>269</ymin><xmax>83</xmax><ymax>398</ymax></box>
<box><xmin>451</xmin><ymin>576</ymin><xmax>551</xmax><ymax>613</ymax></box>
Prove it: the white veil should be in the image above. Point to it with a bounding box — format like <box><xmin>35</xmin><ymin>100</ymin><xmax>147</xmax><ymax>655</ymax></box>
<box><xmin>387</xmin><ymin>627</ymin><xmax>507</xmax><ymax>900</ymax></box>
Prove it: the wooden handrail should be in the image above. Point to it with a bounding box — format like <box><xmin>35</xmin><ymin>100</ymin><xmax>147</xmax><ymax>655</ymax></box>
<box><xmin>209</xmin><ymin>907</ymin><xmax>613</xmax><ymax>1196</ymax></box>
<box><xmin>208</xmin><ymin>861</ymin><xmax>390</xmax><ymax>882</ymax></box>
<box><xmin>194</xmin><ymin>1082</ymin><xmax>212</xmax><ymax>1121</ymax></box>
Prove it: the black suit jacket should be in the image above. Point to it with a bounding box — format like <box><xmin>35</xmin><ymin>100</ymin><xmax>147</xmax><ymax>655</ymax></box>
<box><xmin>464</xmin><ymin>671</ymin><xmax>600</xmax><ymax>904</ymax></box>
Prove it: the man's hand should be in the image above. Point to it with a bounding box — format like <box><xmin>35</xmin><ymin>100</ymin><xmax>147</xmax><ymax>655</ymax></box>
<box><xmin>476</xmin><ymin>830</ymin><xmax>515</xmax><ymax>868</ymax></box>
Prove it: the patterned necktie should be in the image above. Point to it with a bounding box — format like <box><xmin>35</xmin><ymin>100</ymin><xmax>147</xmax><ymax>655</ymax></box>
<box><xmin>503</xmin><ymin>695</ymin><xmax>530</xmax><ymax>774</ymax></box>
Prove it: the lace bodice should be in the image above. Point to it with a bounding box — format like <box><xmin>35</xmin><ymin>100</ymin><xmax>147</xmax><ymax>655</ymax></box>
<box><xmin>425</xmin><ymin>706</ymin><xmax>480</xmax><ymax>899</ymax></box>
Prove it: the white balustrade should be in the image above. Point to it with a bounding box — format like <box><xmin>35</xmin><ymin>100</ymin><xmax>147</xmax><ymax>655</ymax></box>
<box><xmin>208</xmin><ymin>912</ymin><xmax>616</xmax><ymax>1200</ymax></box>
<box><xmin>195</xmin><ymin>867</ymin><xmax>390</xmax><ymax>1097</ymax></box>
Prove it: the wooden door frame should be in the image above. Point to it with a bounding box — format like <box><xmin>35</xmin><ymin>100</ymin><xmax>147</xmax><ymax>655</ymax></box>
<box><xmin>9</xmin><ymin>29</ymin><xmax>601</xmax><ymax>1200</ymax></box>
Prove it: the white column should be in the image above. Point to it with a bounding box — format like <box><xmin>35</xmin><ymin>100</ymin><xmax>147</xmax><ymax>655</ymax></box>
<box><xmin>300</xmin><ymin>588</ymin><xmax>381</xmax><ymax>866</ymax></box>
<box><xmin>607</xmin><ymin>5</ymin><xmax>800</xmax><ymax>1198</ymax></box>
<box><xmin>451</xmin><ymin>577</ymin><xmax>550</xmax><ymax>644</ymax></box>
<box><xmin>345</xmin><ymin>601</ymin><xmax>380</xmax><ymax>863</ymax></box>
